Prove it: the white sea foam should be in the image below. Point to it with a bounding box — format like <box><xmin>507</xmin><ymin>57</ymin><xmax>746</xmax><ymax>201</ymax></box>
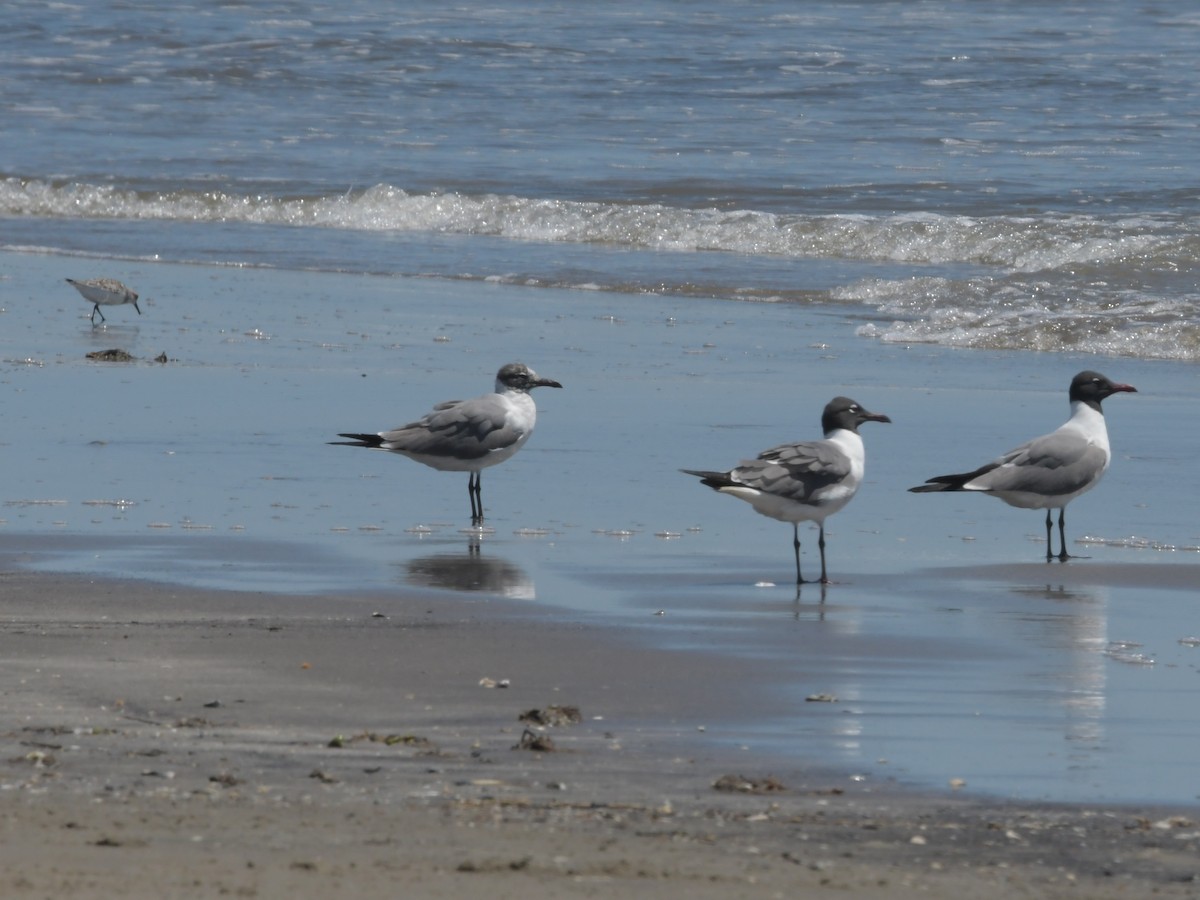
<box><xmin>1</xmin><ymin>177</ymin><xmax>1190</xmax><ymax>268</ymax></box>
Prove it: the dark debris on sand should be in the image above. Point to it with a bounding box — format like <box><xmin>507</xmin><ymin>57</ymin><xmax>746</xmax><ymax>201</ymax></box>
<box><xmin>712</xmin><ymin>773</ymin><xmax>788</xmax><ymax>794</ymax></box>
<box><xmin>519</xmin><ymin>705</ymin><xmax>582</xmax><ymax>727</ymax></box>
<box><xmin>86</xmin><ymin>348</ymin><xmax>135</xmax><ymax>362</ymax></box>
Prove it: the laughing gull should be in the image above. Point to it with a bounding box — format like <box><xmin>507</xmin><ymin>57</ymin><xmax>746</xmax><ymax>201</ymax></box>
<box><xmin>65</xmin><ymin>278</ymin><xmax>142</xmax><ymax>324</ymax></box>
<box><xmin>683</xmin><ymin>397</ymin><xmax>891</xmax><ymax>585</ymax></box>
<box><xmin>909</xmin><ymin>370</ymin><xmax>1137</xmax><ymax>561</ymax></box>
<box><xmin>332</xmin><ymin>362</ymin><xmax>562</xmax><ymax>525</ymax></box>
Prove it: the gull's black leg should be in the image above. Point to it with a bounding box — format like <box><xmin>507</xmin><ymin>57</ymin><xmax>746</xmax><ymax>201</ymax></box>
<box><xmin>817</xmin><ymin>525</ymin><xmax>829</xmax><ymax>584</ymax></box>
<box><xmin>795</xmin><ymin>525</ymin><xmax>829</xmax><ymax>586</ymax></box>
<box><xmin>792</xmin><ymin>523</ymin><xmax>803</xmax><ymax>585</ymax></box>
<box><xmin>468</xmin><ymin>472</ymin><xmax>484</xmax><ymax>526</ymax></box>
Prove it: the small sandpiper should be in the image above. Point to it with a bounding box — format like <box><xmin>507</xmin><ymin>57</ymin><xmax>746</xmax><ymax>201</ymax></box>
<box><xmin>65</xmin><ymin>278</ymin><xmax>142</xmax><ymax>324</ymax></box>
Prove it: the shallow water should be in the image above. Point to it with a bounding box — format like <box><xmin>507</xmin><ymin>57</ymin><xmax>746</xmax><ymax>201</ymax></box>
<box><xmin>3</xmin><ymin>250</ymin><xmax>1199</xmax><ymax>805</ymax></box>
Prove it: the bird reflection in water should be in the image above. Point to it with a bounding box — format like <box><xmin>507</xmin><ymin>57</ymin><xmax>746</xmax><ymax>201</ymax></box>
<box><xmin>404</xmin><ymin>542</ymin><xmax>535</xmax><ymax>600</ymax></box>
<box><xmin>793</xmin><ymin>581</ymin><xmax>828</xmax><ymax>619</ymax></box>
<box><xmin>1009</xmin><ymin>582</ymin><xmax>1108</xmax><ymax>746</ymax></box>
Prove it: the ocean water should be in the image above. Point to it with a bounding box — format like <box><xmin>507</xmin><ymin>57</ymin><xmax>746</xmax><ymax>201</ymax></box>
<box><xmin>3</xmin><ymin>2</ymin><xmax>1200</xmax><ymax>807</ymax></box>
<box><xmin>3</xmin><ymin>0</ymin><xmax>1200</xmax><ymax>358</ymax></box>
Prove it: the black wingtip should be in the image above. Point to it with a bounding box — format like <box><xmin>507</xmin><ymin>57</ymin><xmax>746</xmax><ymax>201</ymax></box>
<box><xmin>681</xmin><ymin>468</ymin><xmax>734</xmax><ymax>491</ymax></box>
<box><xmin>330</xmin><ymin>432</ymin><xmax>385</xmax><ymax>448</ymax></box>
<box><xmin>909</xmin><ymin>477</ymin><xmax>965</xmax><ymax>493</ymax></box>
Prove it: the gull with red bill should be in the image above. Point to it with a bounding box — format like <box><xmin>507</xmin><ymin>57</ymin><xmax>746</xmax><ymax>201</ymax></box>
<box><xmin>910</xmin><ymin>370</ymin><xmax>1137</xmax><ymax>561</ymax></box>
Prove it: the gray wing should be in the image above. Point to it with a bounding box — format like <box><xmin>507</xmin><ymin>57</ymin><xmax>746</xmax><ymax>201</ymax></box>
<box><xmin>730</xmin><ymin>440</ymin><xmax>851</xmax><ymax>501</ymax></box>
<box><xmin>379</xmin><ymin>395</ymin><xmax>522</xmax><ymax>460</ymax></box>
<box><xmin>968</xmin><ymin>430</ymin><xmax>1107</xmax><ymax>496</ymax></box>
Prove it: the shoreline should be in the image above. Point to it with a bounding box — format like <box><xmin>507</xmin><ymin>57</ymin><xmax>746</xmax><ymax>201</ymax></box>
<box><xmin>2</xmin><ymin>566</ymin><xmax>1199</xmax><ymax>898</ymax></box>
<box><xmin>4</xmin><ymin>243</ymin><xmax>1200</xmax><ymax>894</ymax></box>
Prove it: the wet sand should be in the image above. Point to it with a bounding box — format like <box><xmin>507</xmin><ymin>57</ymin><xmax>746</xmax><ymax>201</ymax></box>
<box><xmin>2</xmin><ymin>567</ymin><xmax>1199</xmax><ymax>899</ymax></box>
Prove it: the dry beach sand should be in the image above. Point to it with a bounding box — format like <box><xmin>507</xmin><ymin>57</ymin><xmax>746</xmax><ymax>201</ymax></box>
<box><xmin>2</xmin><ymin>565</ymin><xmax>1199</xmax><ymax>899</ymax></box>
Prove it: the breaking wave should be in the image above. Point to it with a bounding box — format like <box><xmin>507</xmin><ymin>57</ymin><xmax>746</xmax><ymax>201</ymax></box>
<box><xmin>3</xmin><ymin>176</ymin><xmax>1193</xmax><ymax>268</ymax></box>
<box><xmin>4</xmin><ymin>176</ymin><xmax>1199</xmax><ymax>360</ymax></box>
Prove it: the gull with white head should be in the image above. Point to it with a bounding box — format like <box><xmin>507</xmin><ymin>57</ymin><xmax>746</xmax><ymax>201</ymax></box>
<box><xmin>332</xmin><ymin>362</ymin><xmax>563</xmax><ymax>526</ymax></box>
